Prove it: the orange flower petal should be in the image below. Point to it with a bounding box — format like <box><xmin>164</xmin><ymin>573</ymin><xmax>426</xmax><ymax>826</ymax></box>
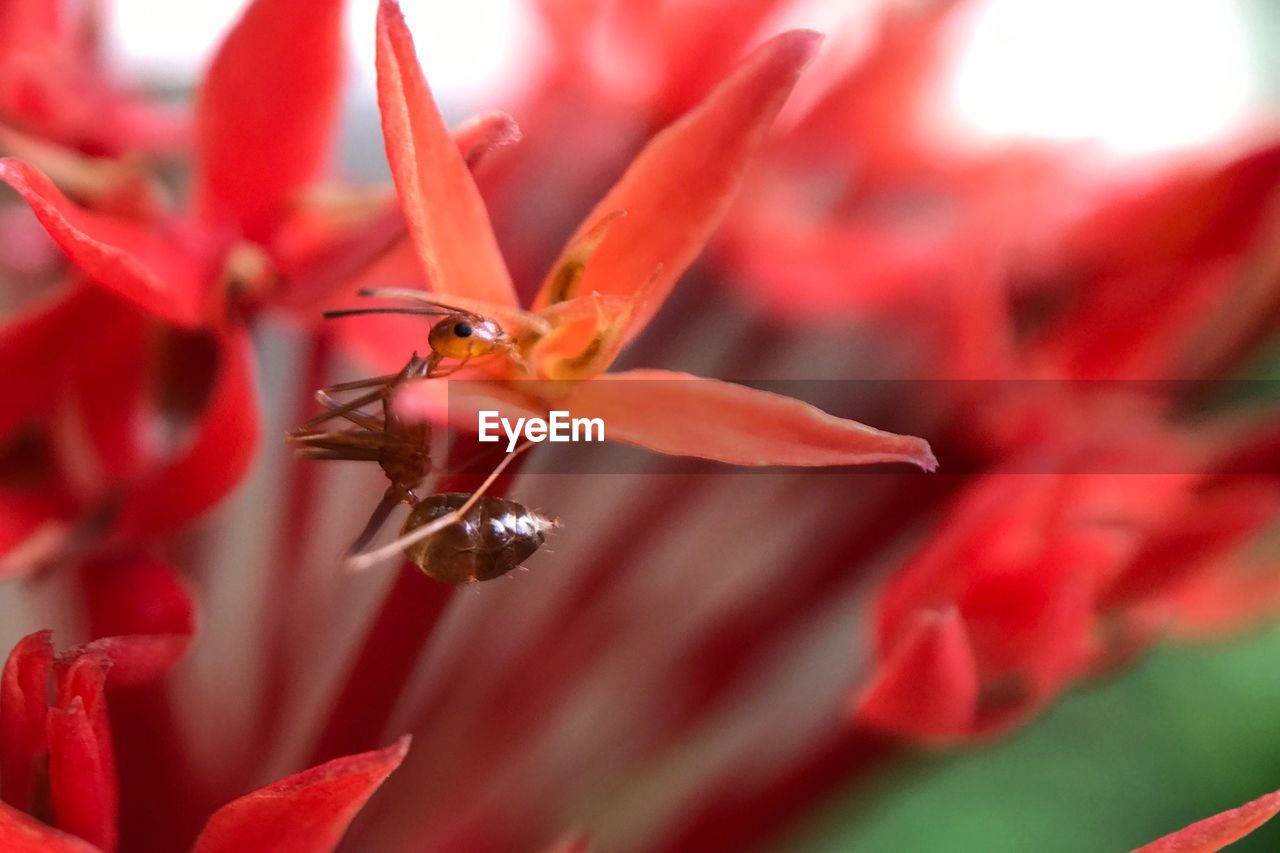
<box><xmin>451</xmin><ymin>111</ymin><xmax>522</xmax><ymax>169</ymax></box>
<box><xmin>530</xmin><ymin>287</ymin><xmax>648</xmax><ymax>380</ymax></box>
<box><xmin>375</xmin><ymin>0</ymin><xmax>516</xmax><ymax>306</ymax></box>
<box><xmin>396</xmin><ymin>369</ymin><xmax>936</xmax><ymax>469</ymax></box>
<box><xmin>532</xmin><ymin>29</ymin><xmax>820</xmax><ymax>338</ymax></box>
<box><xmin>558</xmin><ymin>369</ymin><xmax>937</xmax><ymax>468</ymax></box>
<box><xmin>1134</xmin><ymin>788</ymin><xmax>1280</xmax><ymax>853</ymax></box>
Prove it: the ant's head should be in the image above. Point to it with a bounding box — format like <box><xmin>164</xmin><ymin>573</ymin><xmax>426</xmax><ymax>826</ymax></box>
<box><xmin>428</xmin><ymin>312</ymin><xmax>509</xmax><ymax>360</ymax></box>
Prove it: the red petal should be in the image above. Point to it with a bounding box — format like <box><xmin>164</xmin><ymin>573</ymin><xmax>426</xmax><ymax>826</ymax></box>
<box><xmin>114</xmin><ymin>327</ymin><xmax>259</xmax><ymax>537</ymax></box>
<box><xmin>557</xmin><ymin>370</ymin><xmax>936</xmax><ymax>468</ymax></box>
<box><xmin>852</xmin><ymin>608</ymin><xmax>978</xmax><ymax>739</ymax></box>
<box><xmin>0</xmin><ymin>802</ymin><xmax>100</xmax><ymax>853</ymax></box>
<box><xmin>193</xmin><ymin>0</ymin><xmax>346</xmax><ymax>241</ymax></box>
<box><xmin>48</xmin><ymin>656</ymin><xmax>115</xmax><ymax>853</ymax></box>
<box><xmin>0</xmin><ymin>631</ymin><xmax>53</xmax><ymax>813</ymax></box>
<box><xmin>1134</xmin><ymin>788</ymin><xmax>1280</xmax><ymax>853</ymax></box>
<box><xmin>0</xmin><ymin>160</ymin><xmax>206</xmax><ymax>327</ymax></box>
<box><xmin>532</xmin><ymin>30</ymin><xmax>820</xmax><ymax>337</ymax></box>
<box><xmin>192</xmin><ymin>737</ymin><xmax>410</xmax><ymax>853</ymax></box>
<box><xmin>79</xmin><ymin>552</ymin><xmax>196</xmax><ymax>687</ymax></box>
<box><xmin>375</xmin><ymin>0</ymin><xmax>516</xmax><ymax>306</ymax></box>
<box><xmin>451</xmin><ymin>111</ymin><xmax>522</xmax><ymax>169</ymax></box>
<box><xmin>1105</xmin><ymin>480</ymin><xmax>1280</xmax><ymax>607</ymax></box>
<box><xmin>1063</xmin><ymin>142</ymin><xmax>1280</xmax><ymax>276</ymax></box>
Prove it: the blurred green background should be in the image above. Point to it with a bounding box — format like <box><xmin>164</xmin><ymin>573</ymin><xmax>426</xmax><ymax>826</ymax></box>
<box><xmin>782</xmin><ymin>620</ymin><xmax>1280</xmax><ymax>852</ymax></box>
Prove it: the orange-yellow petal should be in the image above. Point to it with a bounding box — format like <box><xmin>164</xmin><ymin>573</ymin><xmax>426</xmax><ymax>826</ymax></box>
<box><xmin>375</xmin><ymin>0</ymin><xmax>516</xmax><ymax>306</ymax></box>
<box><xmin>555</xmin><ymin>369</ymin><xmax>934</xmax><ymax>467</ymax></box>
<box><xmin>394</xmin><ymin>369</ymin><xmax>936</xmax><ymax>470</ymax></box>
<box><xmin>529</xmin><ymin>285</ymin><xmax>650</xmax><ymax>380</ymax></box>
<box><xmin>533</xmin><ymin>29</ymin><xmax>820</xmax><ymax>339</ymax></box>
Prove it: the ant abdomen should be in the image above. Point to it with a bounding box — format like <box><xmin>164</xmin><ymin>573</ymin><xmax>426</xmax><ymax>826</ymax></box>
<box><xmin>402</xmin><ymin>494</ymin><xmax>559</xmax><ymax>584</ymax></box>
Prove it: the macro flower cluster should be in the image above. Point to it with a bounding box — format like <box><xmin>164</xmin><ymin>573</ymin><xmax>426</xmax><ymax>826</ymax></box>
<box><xmin>0</xmin><ymin>0</ymin><xmax>1278</xmax><ymax>851</ymax></box>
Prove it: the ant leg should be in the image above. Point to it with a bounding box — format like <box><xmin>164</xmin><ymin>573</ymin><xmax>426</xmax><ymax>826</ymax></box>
<box><xmin>313</xmin><ymin>391</ymin><xmax>385</xmax><ymax>432</ymax></box>
<box><xmin>344</xmin><ymin>441</ymin><xmax>533</xmax><ymax>573</ymax></box>
<box><xmin>295</xmin><ymin>355</ymin><xmax>430</xmax><ymax>433</ymax></box>
<box><xmin>323</xmin><ymin>372</ymin><xmax>402</xmax><ymax>393</ymax></box>
<box><xmin>345</xmin><ymin>488</ymin><xmax>409</xmax><ymax>557</ymax></box>
<box><xmin>294</xmin><ymin>448</ymin><xmax>386</xmax><ymax>461</ymax></box>
<box><xmin>425</xmin><ymin>356</ymin><xmax>471</xmax><ymax>379</ymax></box>
<box><xmin>294</xmin><ymin>385</ymin><xmax>390</xmax><ymax>432</ymax></box>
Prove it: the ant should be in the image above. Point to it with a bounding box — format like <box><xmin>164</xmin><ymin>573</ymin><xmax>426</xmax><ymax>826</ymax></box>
<box><xmin>287</xmin><ymin>291</ymin><xmax>557</xmax><ymax>583</ymax></box>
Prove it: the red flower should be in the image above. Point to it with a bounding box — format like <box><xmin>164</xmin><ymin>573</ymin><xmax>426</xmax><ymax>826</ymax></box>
<box><xmin>0</xmin><ymin>552</ymin><xmax>409</xmax><ymax>852</ymax></box>
<box><xmin>1</xmin><ymin>2</ymin><xmax>1276</xmax><ymax>850</ymax></box>
<box><xmin>0</xmin><ymin>0</ymin><xmax>439</xmax><ymax>572</ymax></box>
<box><xmin>0</xmin><ymin>0</ymin><xmax>185</xmax><ymax>156</ymax></box>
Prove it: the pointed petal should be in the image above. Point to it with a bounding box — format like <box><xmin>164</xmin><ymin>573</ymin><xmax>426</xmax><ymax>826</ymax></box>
<box><xmin>452</xmin><ymin>111</ymin><xmax>522</xmax><ymax>170</ymax></box>
<box><xmin>115</xmin><ymin>327</ymin><xmax>259</xmax><ymax>537</ymax></box>
<box><xmin>375</xmin><ymin>0</ymin><xmax>516</xmax><ymax>306</ymax></box>
<box><xmin>48</xmin><ymin>656</ymin><xmax>115</xmax><ymax>853</ymax></box>
<box><xmin>396</xmin><ymin>369</ymin><xmax>936</xmax><ymax>468</ymax></box>
<box><xmin>533</xmin><ymin>29</ymin><xmax>820</xmax><ymax>337</ymax></box>
<box><xmin>1</xmin><ymin>631</ymin><xmax>53</xmax><ymax>813</ymax></box>
<box><xmin>558</xmin><ymin>369</ymin><xmax>936</xmax><ymax>468</ymax></box>
<box><xmin>373</xmin><ymin>0</ymin><xmax>512</xmax><ymax>306</ymax></box>
<box><xmin>1134</xmin><ymin>788</ymin><xmax>1280</xmax><ymax>853</ymax></box>
<box><xmin>79</xmin><ymin>552</ymin><xmax>197</xmax><ymax>687</ymax></box>
<box><xmin>0</xmin><ymin>159</ymin><xmax>206</xmax><ymax>326</ymax></box>
<box><xmin>852</xmin><ymin>608</ymin><xmax>978</xmax><ymax>739</ymax></box>
<box><xmin>0</xmin><ymin>802</ymin><xmax>99</xmax><ymax>853</ymax></box>
<box><xmin>193</xmin><ymin>0</ymin><xmax>346</xmax><ymax>240</ymax></box>
<box><xmin>192</xmin><ymin>736</ymin><xmax>410</xmax><ymax>853</ymax></box>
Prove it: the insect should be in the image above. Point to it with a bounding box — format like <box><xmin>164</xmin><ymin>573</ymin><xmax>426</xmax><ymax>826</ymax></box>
<box><xmin>287</xmin><ymin>295</ymin><xmax>558</xmax><ymax>583</ymax></box>
<box><xmin>322</xmin><ymin>287</ymin><xmax>548</xmax><ymax>376</ymax></box>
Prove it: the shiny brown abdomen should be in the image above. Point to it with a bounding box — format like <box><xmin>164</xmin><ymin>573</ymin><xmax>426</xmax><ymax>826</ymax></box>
<box><xmin>401</xmin><ymin>493</ymin><xmax>558</xmax><ymax>584</ymax></box>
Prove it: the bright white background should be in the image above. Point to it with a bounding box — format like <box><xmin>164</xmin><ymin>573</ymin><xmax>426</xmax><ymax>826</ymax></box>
<box><xmin>106</xmin><ymin>0</ymin><xmax>1264</xmax><ymax>155</ymax></box>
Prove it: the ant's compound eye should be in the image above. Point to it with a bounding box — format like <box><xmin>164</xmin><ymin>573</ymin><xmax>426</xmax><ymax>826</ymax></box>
<box><xmin>453</xmin><ymin>321</ymin><xmax>473</xmax><ymax>338</ymax></box>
